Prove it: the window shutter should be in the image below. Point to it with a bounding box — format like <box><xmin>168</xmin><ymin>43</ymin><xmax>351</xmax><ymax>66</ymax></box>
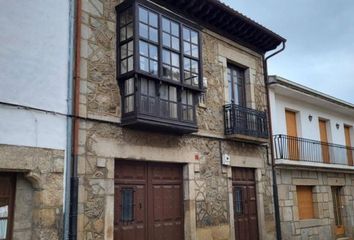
<box><xmin>297</xmin><ymin>186</ymin><xmax>315</xmax><ymax>219</ymax></box>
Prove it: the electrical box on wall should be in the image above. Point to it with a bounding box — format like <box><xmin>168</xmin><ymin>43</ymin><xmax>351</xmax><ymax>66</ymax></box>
<box><xmin>222</xmin><ymin>154</ymin><xmax>231</xmax><ymax>166</ymax></box>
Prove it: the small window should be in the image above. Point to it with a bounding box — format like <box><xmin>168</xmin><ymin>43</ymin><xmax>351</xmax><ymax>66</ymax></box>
<box><xmin>124</xmin><ymin>78</ymin><xmax>135</xmax><ymax>113</ymax></box>
<box><xmin>140</xmin><ymin>78</ymin><xmax>156</xmax><ymax>114</ymax></box>
<box><xmin>297</xmin><ymin>186</ymin><xmax>315</xmax><ymax>219</ymax></box>
<box><xmin>0</xmin><ymin>199</ymin><xmax>9</xmax><ymax>239</ymax></box>
<box><xmin>181</xmin><ymin>90</ymin><xmax>194</xmax><ymax>122</ymax></box>
<box><xmin>121</xmin><ymin>188</ymin><xmax>134</xmax><ymax>222</ymax></box>
<box><xmin>234</xmin><ymin>187</ymin><xmax>243</xmax><ymax>215</ymax></box>
<box><xmin>227</xmin><ymin>64</ymin><xmax>246</xmax><ymax>106</ymax></box>
<box><xmin>160</xmin><ymin>84</ymin><xmax>177</xmax><ymax>119</ymax></box>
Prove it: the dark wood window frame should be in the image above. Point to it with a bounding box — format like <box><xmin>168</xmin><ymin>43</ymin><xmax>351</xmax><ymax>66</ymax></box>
<box><xmin>227</xmin><ymin>63</ymin><xmax>247</xmax><ymax>106</ymax></box>
<box><xmin>116</xmin><ymin>0</ymin><xmax>203</xmax><ymax>133</ymax></box>
<box><xmin>0</xmin><ymin>173</ymin><xmax>16</xmax><ymax>240</ymax></box>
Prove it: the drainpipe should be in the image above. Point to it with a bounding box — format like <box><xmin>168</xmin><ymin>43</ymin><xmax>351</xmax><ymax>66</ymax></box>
<box><xmin>69</xmin><ymin>0</ymin><xmax>82</xmax><ymax>238</ymax></box>
<box><xmin>63</xmin><ymin>0</ymin><xmax>77</xmax><ymax>239</ymax></box>
<box><xmin>263</xmin><ymin>41</ymin><xmax>286</xmax><ymax>240</ymax></box>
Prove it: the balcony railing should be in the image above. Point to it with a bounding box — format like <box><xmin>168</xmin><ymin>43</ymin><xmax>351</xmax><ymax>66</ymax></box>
<box><xmin>274</xmin><ymin>134</ymin><xmax>354</xmax><ymax>166</ymax></box>
<box><xmin>224</xmin><ymin>104</ymin><xmax>268</xmax><ymax>139</ymax></box>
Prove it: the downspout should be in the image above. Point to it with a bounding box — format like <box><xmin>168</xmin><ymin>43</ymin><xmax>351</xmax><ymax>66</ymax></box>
<box><xmin>263</xmin><ymin>41</ymin><xmax>286</xmax><ymax>240</ymax></box>
<box><xmin>64</xmin><ymin>0</ymin><xmax>76</xmax><ymax>239</ymax></box>
<box><xmin>69</xmin><ymin>0</ymin><xmax>81</xmax><ymax>239</ymax></box>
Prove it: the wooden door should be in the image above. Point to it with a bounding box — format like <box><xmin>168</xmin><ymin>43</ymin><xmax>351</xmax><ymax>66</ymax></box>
<box><xmin>232</xmin><ymin>168</ymin><xmax>258</xmax><ymax>240</ymax></box>
<box><xmin>344</xmin><ymin>126</ymin><xmax>353</xmax><ymax>166</ymax></box>
<box><xmin>332</xmin><ymin>187</ymin><xmax>345</xmax><ymax>236</ymax></box>
<box><xmin>319</xmin><ymin>120</ymin><xmax>330</xmax><ymax>163</ymax></box>
<box><xmin>285</xmin><ymin>110</ymin><xmax>299</xmax><ymax>160</ymax></box>
<box><xmin>0</xmin><ymin>173</ymin><xmax>16</xmax><ymax>240</ymax></box>
<box><xmin>114</xmin><ymin>161</ymin><xmax>184</xmax><ymax>240</ymax></box>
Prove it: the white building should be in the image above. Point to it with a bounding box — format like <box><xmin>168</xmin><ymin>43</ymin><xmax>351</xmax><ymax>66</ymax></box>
<box><xmin>0</xmin><ymin>1</ymin><xmax>72</xmax><ymax>239</ymax></box>
<box><xmin>269</xmin><ymin>75</ymin><xmax>354</xmax><ymax>240</ymax></box>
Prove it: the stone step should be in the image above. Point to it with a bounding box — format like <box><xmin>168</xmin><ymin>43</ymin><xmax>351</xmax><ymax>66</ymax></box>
<box><xmin>336</xmin><ymin>237</ymin><xmax>351</xmax><ymax>240</ymax></box>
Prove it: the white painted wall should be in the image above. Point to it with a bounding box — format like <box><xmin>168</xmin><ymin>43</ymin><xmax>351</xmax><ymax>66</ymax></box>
<box><xmin>0</xmin><ymin>0</ymin><xmax>70</xmax><ymax>150</ymax></box>
<box><xmin>270</xmin><ymin>84</ymin><xmax>354</xmax><ymax>164</ymax></box>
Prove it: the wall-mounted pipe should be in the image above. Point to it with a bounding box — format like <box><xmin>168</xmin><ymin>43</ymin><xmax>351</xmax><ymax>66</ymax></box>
<box><xmin>263</xmin><ymin>41</ymin><xmax>286</xmax><ymax>240</ymax></box>
<box><xmin>63</xmin><ymin>0</ymin><xmax>76</xmax><ymax>239</ymax></box>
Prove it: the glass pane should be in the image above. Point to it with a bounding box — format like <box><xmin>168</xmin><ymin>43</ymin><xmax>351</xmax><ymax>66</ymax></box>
<box><xmin>121</xmin><ymin>188</ymin><xmax>134</xmax><ymax>221</ymax></box>
<box><xmin>149</xmin><ymin>27</ymin><xmax>158</xmax><ymax>42</ymax></box>
<box><xmin>149</xmin><ymin>80</ymin><xmax>155</xmax><ymax>96</ymax></box>
<box><xmin>169</xmin><ymin>86</ymin><xmax>177</xmax><ymax>101</ymax></box>
<box><xmin>191</xmin><ymin>60</ymin><xmax>198</xmax><ymax>73</ymax></box>
<box><xmin>121</xmin><ymin>59</ymin><xmax>127</xmax><ymax>74</ymax></box>
<box><xmin>171</xmin><ymin>53</ymin><xmax>179</xmax><ymax>67</ymax></box>
<box><xmin>162</xmin><ymin>65</ymin><xmax>171</xmax><ymax>79</ymax></box>
<box><xmin>139</xmin><ymin>7</ymin><xmax>148</xmax><ymax>24</ymax></box>
<box><xmin>149</xmin><ymin>45</ymin><xmax>158</xmax><ymax>60</ymax></box>
<box><xmin>235</xmin><ymin>188</ymin><xmax>243</xmax><ymax>214</ymax></box>
<box><xmin>126</xmin><ymin>23</ymin><xmax>133</xmax><ymax>39</ymax></box>
<box><xmin>162</xmin><ymin>50</ymin><xmax>170</xmax><ymax>64</ymax></box>
<box><xmin>172</xmin><ymin>67</ymin><xmax>180</xmax><ymax>81</ymax></box>
<box><xmin>141</xmin><ymin>95</ymin><xmax>148</xmax><ymax>112</ymax></box>
<box><xmin>150</xmin><ymin>60</ymin><xmax>158</xmax><ymax>75</ymax></box>
<box><xmin>181</xmin><ymin>91</ymin><xmax>187</xmax><ymax>104</ymax></box>
<box><xmin>149</xmin><ymin>12</ymin><xmax>158</xmax><ymax>28</ymax></box>
<box><xmin>191</xmin><ymin>30</ymin><xmax>198</xmax><ymax>44</ymax></box>
<box><xmin>162</xmin><ymin>18</ymin><xmax>170</xmax><ymax>32</ymax></box>
<box><xmin>120</xmin><ymin>27</ymin><xmax>126</xmax><ymax>41</ymax></box>
<box><xmin>0</xmin><ymin>220</ymin><xmax>7</xmax><ymax>239</ymax></box>
<box><xmin>125</xmin><ymin>78</ymin><xmax>134</xmax><ymax>95</ymax></box>
<box><xmin>120</xmin><ymin>11</ymin><xmax>126</xmax><ymax>27</ymax></box>
<box><xmin>125</xmin><ymin>96</ymin><xmax>134</xmax><ymax>113</ymax></box>
<box><xmin>0</xmin><ymin>203</ymin><xmax>8</xmax><ymax>218</ymax></box>
<box><xmin>182</xmin><ymin>105</ymin><xmax>187</xmax><ymax>120</ymax></box>
<box><xmin>121</xmin><ymin>44</ymin><xmax>127</xmax><ymax>59</ymax></box>
<box><xmin>183</xmin><ymin>27</ymin><xmax>190</xmax><ymax>41</ymax></box>
<box><xmin>140</xmin><ymin>56</ymin><xmax>149</xmax><ymax>72</ymax></box>
<box><xmin>188</xmin><ymin>91</ymin><xmax>193</xmax><ymax>105</ymax></box>
<box><xmin>162</xmin><ymin>33</ymin><xmax>171</xmax><ymax>48</ymax></box>
<box><xmin>170</xmin><ymin>103</ymin><xmax>177</xmax><ymax>118</ymax></box>
<box><xmin>188</xmin><ymin>107</ymin><xmax>194</xmax><ymax>121</ymax></box>
<box><xmin>141</xmin><ymin>78</ymin><xmax>148</xmax><ymax>95</ymax></box>
<box><xmin>192</xmin><ymin>74</ymin><xmax>199</xmax><ymax>86</ymax></box>
<box><xmin>171</xmin><ymin>22</ymin><xmax>179</xmax><ymax>36</ymax></box>
<box><xmin>139</xmin><ymin>41</ymin><xmax>148</xmax><ymax>57</ymax></box>
<box><xmin>126</xmin><ymin>8</ymin><xmax>133</xmax><ymax>23</ymax></box>
<box><xmin>160</xmin><ymin>85</ymin><xmax>168</xmax><ymax>100</ymax></box>
<box><xmin>184</xmin><ymin>71</ymin><xmax>191</xmax><ymax>85</ymax></box>
<box><xmin>184</xmin><ymin>42</ymin><xmax>191</xmax><ymax>55</ymax></box>
<box><xmin>192</xmin><ymin>44</ymin><xmax>199</xmax><ymax>58</ymax></box>
<box><xmin>128</xmin><ymin>41</ymin><xmax>134</xmax><ymax>56</ymax></box>
<box><xmin>160</xmin><ymin>101</ymin><xmax>168</xmax><ymax>118</ymax></box>
<box><xmin>139</xmin><ymin>23</ymin><xmax>148</xmax><ymax>39</ymax></box>
<box><xmin>172</xmin><ymin>36</ymin><xmax>179</xmax><ymax>51</ymax></box>
<box><xmin>184</xmin><ymin>57</ymin><xmax>190</xmax><ymax>70</ymax></box>
<box><xmin>127</xmin><ymin>56</ymin><xmax>134</xmax><ymax>72</ymax></box>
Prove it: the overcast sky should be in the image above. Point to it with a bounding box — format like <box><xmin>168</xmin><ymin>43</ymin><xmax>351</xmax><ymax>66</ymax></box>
<box><xmin>223</xmin><ymin>0</ymin><xmax>354</xmax><ymax>104</ymax></box>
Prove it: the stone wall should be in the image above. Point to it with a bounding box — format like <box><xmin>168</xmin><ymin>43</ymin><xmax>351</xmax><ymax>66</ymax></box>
<box><xmin>277</xmin><ymin>168</ymin><xmax>354</xmax><ymax>240</ymax></box>
<box><xmin>0</xmin><ymin>144</ymin><xmax>65</xmax><ymax>240</ymax></box>
<box><xmin>77</xmin><ymin>0</ymin><xmax>274</xmax><ymax>239</ymax></box>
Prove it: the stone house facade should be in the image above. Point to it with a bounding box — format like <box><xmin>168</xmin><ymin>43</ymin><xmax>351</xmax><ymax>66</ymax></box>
<box><xmin>269</xmin><ymin>76</ymin><xmax>354</xmax><ymax>240</ymax></box>
<box><xmin>76</xmin><ymin>0</ymin><xmax>285</xmax><ymax>240</ymax></box>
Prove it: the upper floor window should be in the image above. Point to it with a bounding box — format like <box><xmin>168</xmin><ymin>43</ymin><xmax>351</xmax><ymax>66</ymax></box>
<box><xmin>116</xmin><ymin>1</ymin><xmax>202</xmax><ymax>133</ymax></box>
<box><xmin>117</xmin><ymin>3</ymin><xmax>202</xmax><ymax>90</ymax></box>
<box><xmin>227</xmin><ymin>64</ymin><xmax>246</xmax><ymax>106</ymax></box>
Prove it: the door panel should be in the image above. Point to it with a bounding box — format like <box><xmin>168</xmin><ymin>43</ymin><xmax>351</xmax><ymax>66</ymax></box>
<box><xmin>319</xmin><ymin>120</ymin><xmax>330</xmax><ymax>163</ymax></box>
<box><xmin>115</xmin><ymin>161</ymin><xmax>183</xmax><ymax>240</ymax></box>
<box><xmin>332</xmin><ymin>187</ymin><xmax>345</xmax><ymax>236</ymax></box>
<box><xmin>232</xmin><ymin>168</ymin><xmax>259</xmax><ymax>240</ymax></box>
<box><xmin>285</xmin><ymin>110</ymin><xmax>299</xmax><ymax>160</ymax></box>
<box><xmin>344</xmin><ymin>126</ymin><xmax>353</xmax><ymax>166</ymax></box>
<box><xmin>0</xmin><ymin>173</ymin><xmax>16</xmax><ymax>240</ymax></box>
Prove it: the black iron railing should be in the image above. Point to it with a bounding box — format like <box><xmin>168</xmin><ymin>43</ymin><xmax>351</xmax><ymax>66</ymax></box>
<box><xmin>224</xmin><ymin>104</ymin><xmax>268</xmax><ymax>139</ymax></box>
<box><xmin>274</xmin><ymin>134</ymin><xmax>354</xmax><ymax>166</ymax></box>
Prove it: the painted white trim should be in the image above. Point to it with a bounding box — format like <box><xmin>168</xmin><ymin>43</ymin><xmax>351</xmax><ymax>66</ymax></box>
<box><xmin>275</xmin><ymin>159</ymin><xmax>354</xmax><ymax>171</ymax></box>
